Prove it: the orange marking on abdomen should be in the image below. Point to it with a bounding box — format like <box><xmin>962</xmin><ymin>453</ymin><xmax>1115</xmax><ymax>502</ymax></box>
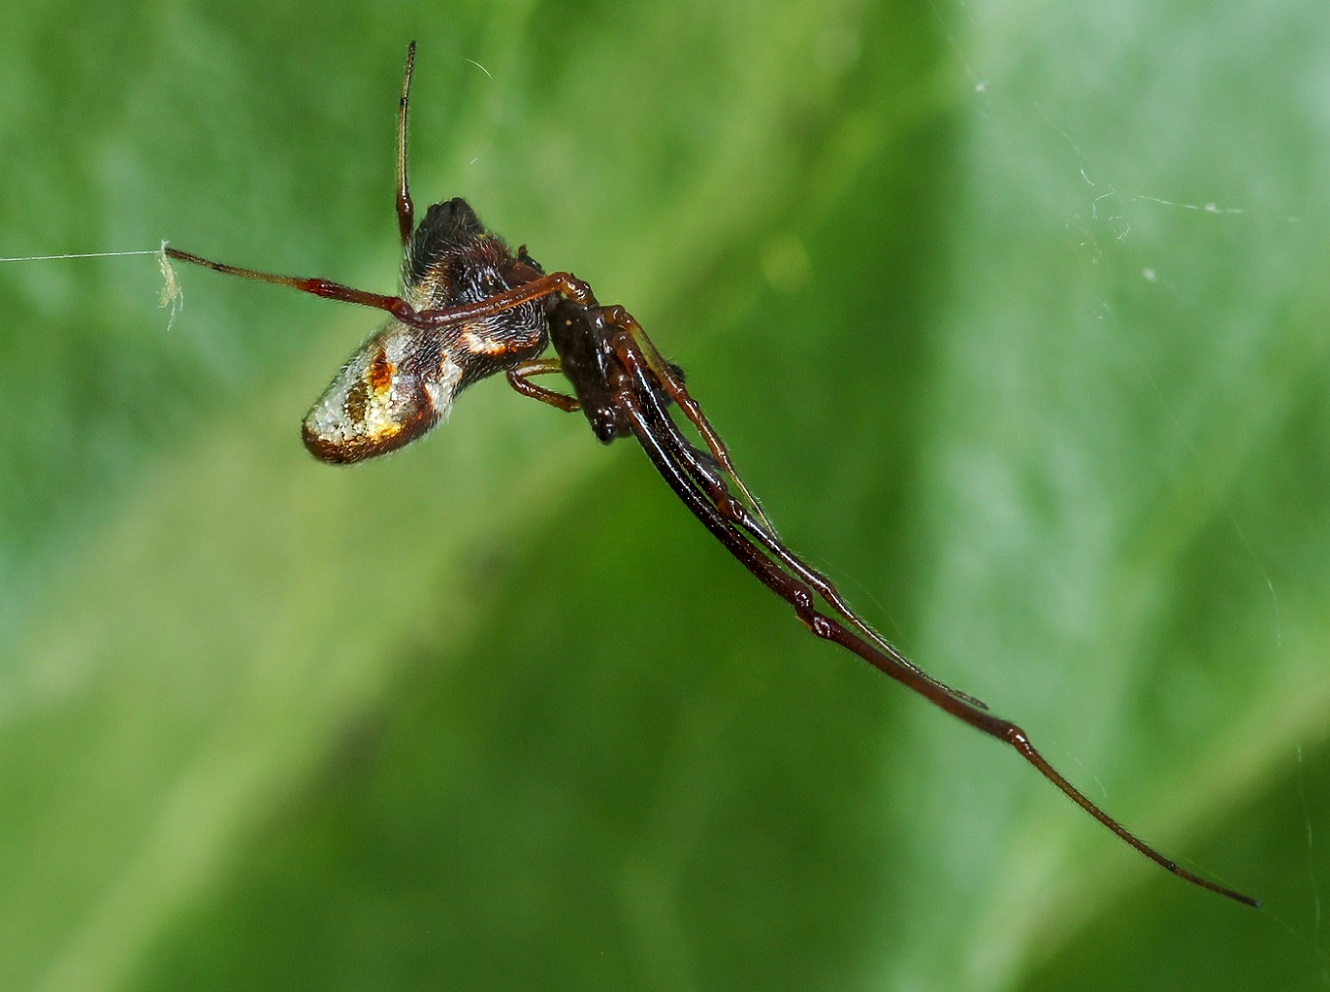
<box><xmin>368</xmin><ymin>349</ymin><xmax>395</xmax><ymax>392</ymax></box>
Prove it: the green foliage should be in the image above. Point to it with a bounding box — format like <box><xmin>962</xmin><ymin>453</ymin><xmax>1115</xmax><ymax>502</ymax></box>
<box><xmin>0</xmin><ymin>1</ymin><xmax>1326</xmax><ymax>989</ymax></box>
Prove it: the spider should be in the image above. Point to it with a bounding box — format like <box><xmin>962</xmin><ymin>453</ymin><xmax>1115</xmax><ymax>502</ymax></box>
<box><xmin>164</xmin><ymin>42</ymin><xmax>1256</xmax><ymax>908</ymax></box>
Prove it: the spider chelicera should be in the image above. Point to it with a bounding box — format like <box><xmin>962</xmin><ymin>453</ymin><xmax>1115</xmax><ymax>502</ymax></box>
<box><xmin>164</xmin><ymin>42</ymin><xmax>1256</xmax><ymax>908</ymax></box>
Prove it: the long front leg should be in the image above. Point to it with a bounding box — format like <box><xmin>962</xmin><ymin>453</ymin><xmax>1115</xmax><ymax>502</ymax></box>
<box><xmin>613</xmin><ymin>336</ymin><xmax>986</xmax><ymax>708</ymax></box>
<box><xmin>618</xmin><ymin>365</ymin><xmax>1257</xmax><ymax>908</ymax></box>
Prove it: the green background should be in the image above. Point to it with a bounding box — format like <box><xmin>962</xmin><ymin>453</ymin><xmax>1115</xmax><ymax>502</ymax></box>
<box><xmin>1</xmin><ymin>1</ymin><xmax>1326</xmax><ymax>989</ymax></box>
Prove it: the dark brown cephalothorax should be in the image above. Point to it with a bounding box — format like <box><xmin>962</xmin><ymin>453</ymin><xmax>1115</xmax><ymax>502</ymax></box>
<box><xmin>164</xmin><ymin>42</ymin><xmax>1257</xmax><ymax>908</ymax></box>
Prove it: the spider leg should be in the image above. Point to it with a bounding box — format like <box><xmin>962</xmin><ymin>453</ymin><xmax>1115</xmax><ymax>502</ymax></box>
<box><xmin>681</xmin><ymin>432</ymin><xmax>988</xmax><ymax>708</ymax></box>
<box><xmin>618</xmin><ymin>362</ymin><xmax>1257</xmax><ymax>908</ymax></box>
<box><xmin>599</xmin><ymin>305</ymin><xmax>776</xmax><ymax>534</ymax></box>
<box><xmin>161</xmin><ymin>252</ymin><xmax>596</xmax><ymax>334</ymax></box>
<box><xmin>612</xmin><ymin>340</ymin><xmax>988</xmax><ymax>711</ymax></box>
<box><xmin>507</xmin><ymin>358</ymin><xmax>582</xmax><ymax>412</ymax></box>
<box><xmin>163</xmin><ymin>247</ymin><xmax>432</xmax><ymax>323</ymax></box>
<box><xmin>396</xmin><ymin>41</ymin><xmax>418</xmax><ymax>247</ymax></box>
<box><xmin>417</xmin><ymin>271</ymin><xmax>599</xmax><ymax>327</ymax></box>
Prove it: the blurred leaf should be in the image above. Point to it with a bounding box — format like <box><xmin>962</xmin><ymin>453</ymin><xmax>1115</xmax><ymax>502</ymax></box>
<box><xmin>0</xmin><ymin>2</ymin><xmax>1325</xmax><ymax>991</ymax></box>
